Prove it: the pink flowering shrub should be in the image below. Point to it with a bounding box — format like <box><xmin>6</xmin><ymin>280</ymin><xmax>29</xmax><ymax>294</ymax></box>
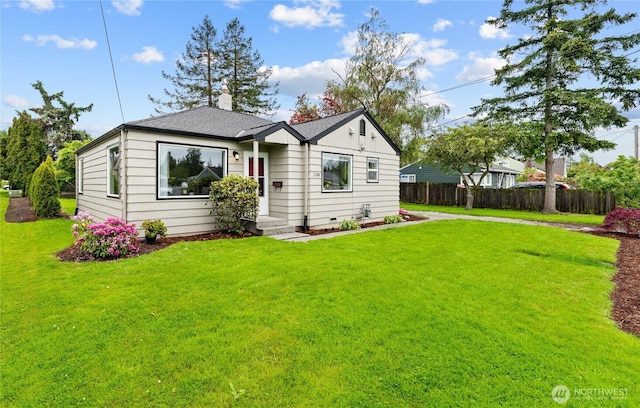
<box><xmin>72</xmin><ymin>213</ymin><xmax>139</xmax><ymax>259</ymax></box>
<box><xmin>599</xmin><ymin>207</ymin><xmax>640</xmax><ymax>236</ymax></box>
<box><xmin>72</xmin><ymin>211</ymin><xmax>93</xmax><ymax>241</ymax></box>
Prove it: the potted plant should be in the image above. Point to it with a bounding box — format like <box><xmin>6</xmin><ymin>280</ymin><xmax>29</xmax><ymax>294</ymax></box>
<box><xmin>141</xmin><ymin>219</ymin><xmax>167</xmax><ymax>244</ymax></box>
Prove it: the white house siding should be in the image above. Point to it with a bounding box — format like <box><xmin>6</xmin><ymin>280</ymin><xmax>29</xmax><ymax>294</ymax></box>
<box><xmin>76</xmin><ymin>134</ymin><xmax>123</xmax><ymax>222</ymax></box>
<box><xmin>122</xmin><ymin>130</ymin><xmax>250</xmax><ymax>236</ymax></box>
<box><xmin>306</xmin><ymin>115</ymin><xmax>400</xmax><ymax>228</ymax></box>
<box><xmin>266</xmin><ymin>144</ymin><xmax>305</xmax><ymax>225</ymax></box>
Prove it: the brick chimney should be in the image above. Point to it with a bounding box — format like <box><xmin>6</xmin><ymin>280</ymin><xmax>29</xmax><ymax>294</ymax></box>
<box><xmin>218</xmin><ymin>80</ymin><xmax>232</xmax><ymax>111</ymax></box>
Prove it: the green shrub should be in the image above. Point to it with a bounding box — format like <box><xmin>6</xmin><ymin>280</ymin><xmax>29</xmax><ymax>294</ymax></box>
<box><xmin>339</xmin><ymin>219</ymin><xmax>361</xmax><ymax>230</ymax></box>
<box><xmin>209</xmin><ymin>175</ymin><xmax>259</xmax><ymax>234</ymax></box>
<box><xmin>30</xmin><ymin>156</ymin><xmax>61</xmax><ymax>218</ymax></box>
<box><xmin>383</xmin><ymin>215</ymin><xmax>404</xmax><ymax>224</ymax></box>
<box><xmin>599</xmin><ymin>207</ymin><xmax>640</xmax><ymax>236</ymax></box>
<box><xmin>142</xmin><ymin>219</ymin><xmax>167</xmax><ymax>238</ymax></box>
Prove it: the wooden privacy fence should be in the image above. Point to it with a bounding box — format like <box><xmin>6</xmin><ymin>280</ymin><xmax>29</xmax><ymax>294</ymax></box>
<box><xmin>400</xmin><ymin>183</ymin><xmax>616</xmax><ymax>215</ymax></box>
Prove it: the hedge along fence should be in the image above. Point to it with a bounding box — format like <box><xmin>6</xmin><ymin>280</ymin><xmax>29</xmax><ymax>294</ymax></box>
<box><xmin>400</xmin><ymin>183</ymin><xmax>617</xmax><ymax>215</ymax></box>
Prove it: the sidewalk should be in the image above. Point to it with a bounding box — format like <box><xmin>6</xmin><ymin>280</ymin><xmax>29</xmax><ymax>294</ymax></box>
<box><xmin>270</xmin><ymin>211</ymin><xmax>593</xmax><ymax>242</ymax></box>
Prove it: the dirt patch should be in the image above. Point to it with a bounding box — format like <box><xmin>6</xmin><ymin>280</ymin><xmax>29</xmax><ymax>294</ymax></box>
<box><xmin>5</xmin><ymin>197</ymin><xmax>39</xmax><ymax>223</ymax></box>
<box><xmin>55</xmin><ymin>231</ymin><xmax>253</xmax><ymax>263</ymax></box>
<box><xmin>303</xmin><ymin>214</ymin><xmax>425</xmax><ymax>236</ymax></box>
<box><xmin>590</xmin><ymin>231</ymin><xmax>640</xmax><ymax>338</ymax></box>
<box><xmin>5</xmin><ymin>197</ymin><xmax>640</xmax><ymax>337</ymax></box>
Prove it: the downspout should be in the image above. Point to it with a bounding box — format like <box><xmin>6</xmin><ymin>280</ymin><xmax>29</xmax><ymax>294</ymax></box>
<box><xmin>303</xmin><ymin>141</ymin><xmax>309</xmax><ymax>231</ymax></box>
<box><xmin>253</xmin><ymin>139</ymin><xmax>259</xmax><ymax>218</ymax></box>
<box><xmin>121</xmin><ymin>128</ymin><xmax>128</xmax><ymax>222</ymax></box>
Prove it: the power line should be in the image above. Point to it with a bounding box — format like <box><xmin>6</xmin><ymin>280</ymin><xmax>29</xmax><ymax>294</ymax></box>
<box><xmin>100</xmin><ymin>0</ymin><xmax>125</xmax><ymax>123</ymax></box>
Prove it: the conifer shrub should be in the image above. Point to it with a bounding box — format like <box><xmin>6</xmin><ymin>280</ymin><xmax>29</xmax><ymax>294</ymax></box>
<box><xmin>30</xmin><ymin>156</ymin><xmax>61</xmax><ymax>218</ymax></box>
<box><xmin>209</xmin><ymin>175</ymin><xmax>259</xmax><ymax>234</ymax></box>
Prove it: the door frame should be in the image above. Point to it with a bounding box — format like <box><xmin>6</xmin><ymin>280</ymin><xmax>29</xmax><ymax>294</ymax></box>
<box><xmin>243</xmin><ymin>151</ymin><xmax>269</xmax><ymax>216</ymax></box>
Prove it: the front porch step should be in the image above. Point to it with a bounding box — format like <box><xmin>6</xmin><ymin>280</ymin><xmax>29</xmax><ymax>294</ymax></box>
<box><xmin>246</xmin><ymin>216</ymin><xmax>295</xmax><ymax>236</ymax></box>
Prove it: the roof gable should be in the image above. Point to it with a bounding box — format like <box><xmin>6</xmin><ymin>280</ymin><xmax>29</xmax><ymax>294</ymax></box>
<box><xmin>291</xmin><ymin>108</ymin><xmax>401</xmax><ymax>155</ymax></box>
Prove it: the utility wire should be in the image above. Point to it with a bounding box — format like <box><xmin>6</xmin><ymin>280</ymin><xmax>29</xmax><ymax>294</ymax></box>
<box><xmin>100</xmin><ymin>0</ymin><xmax>125</xmax><ymax>123</ymax></box>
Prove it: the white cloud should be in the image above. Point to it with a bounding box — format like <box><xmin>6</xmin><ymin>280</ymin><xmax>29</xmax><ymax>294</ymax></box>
<box><xmin>132</xmin><ymin>46</ymin><xmax>164</xmax><ymax>64</ymax></box>
<box><xmin>269</xmin><ymin>0</ymin><xmax>344</xmax><ymax>29</ymax></box>
<box><xmin>19</xmin><ymin>0</ymin><xmax>54</xmax><ymax>13</ymax></box>
<box><xmin>223</xmin><ymin>0</ymin><xmax>249</xmax><ymax>9</ymax></box>
<box><xmin>2</xmin><ymin>94</ymin><xmax>30</xmax><ymax>108</ymax></box>
<box><xmin>455</xmin><ymin>52</ymin><xmax>506</xmax><ymax>82</ymax></box>
<box><xmin>270</xmin><ymin>58</ymin><xmax>348</xmax><ymax>98</ymax></box>
<box><xmin>432</xmin><ymin>18</ymin><xmax>452</xmax><ymax>32</ymax></box>
<box><xmin>112</xmin><ymin>0</ymin><xmax>143</xmax><ymax>16</ymax></box>
<box><xmin>22</xmin><ymin>34</ymin><xmax>97</xmax><ymax>49</ymax></box>
<box><xmin>417</xmin><ymin>0</ymin><xmax>436</xmax><ymax>4</ymax></box>
<box><xmin>401</xmin><ymin>33</ymin><xmax>458</xmax><ymax>66</ymax></box>
<box><xmin>340</xmin><ymin>31</ymin><xmax>358</xmax><ymax>55</ymax></box>
<box><xmin>479</xmin><ymin>17</ymin><xmax>512</xmax><ymax>39</ymax></box>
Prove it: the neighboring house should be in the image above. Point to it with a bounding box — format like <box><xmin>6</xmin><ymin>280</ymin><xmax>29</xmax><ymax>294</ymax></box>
<box><xmin>399</xmin><ymin>161</ymin><xmax>523</xmax><ymax>189</ymax></box>
<box><xmin>524</xmin><ymin>158</ymin><xmax>567</xmax><ymax>178</ymax></box>
<box><xmin>75</xmin><ymin>99</ymin><xmax>401</xmax><ymax>236</ymax></box>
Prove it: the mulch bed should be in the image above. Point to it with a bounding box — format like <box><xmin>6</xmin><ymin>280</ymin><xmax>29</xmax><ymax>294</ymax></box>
<box><xmin>5</xmin><ymin>197</ymin><xmax>640</xmax><ymax>337</ymax></box>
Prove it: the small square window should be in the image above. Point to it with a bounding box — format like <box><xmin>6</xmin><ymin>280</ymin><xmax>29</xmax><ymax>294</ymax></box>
<box><xmin>367</xmin><ymin>157</ymin><xmax>379</xmax><ymax>183</ymax></box>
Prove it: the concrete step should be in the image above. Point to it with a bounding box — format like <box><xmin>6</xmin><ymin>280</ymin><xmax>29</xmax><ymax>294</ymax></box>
<box><xmin>256</xmin><ymin>225</ymin><xmax>296</xmax><ymax>236</ymax></box>
<box><xmin>246</xmin><ymin>217</ymin><xmax>295</xmax><ymax>236</ymax></box>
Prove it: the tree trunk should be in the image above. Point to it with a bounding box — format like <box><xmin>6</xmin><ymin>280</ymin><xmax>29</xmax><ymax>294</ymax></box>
<box><xmin>465</xmin><ymin>187</ymin><xmax>474</xmax><ymax>210</ymax></box>
<box><xmin>543</xmin><ymin>149</ymin><xmax>557</xmax><ymax>213</ymax></box>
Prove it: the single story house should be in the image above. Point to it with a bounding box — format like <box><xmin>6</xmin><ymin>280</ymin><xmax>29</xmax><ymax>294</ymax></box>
<box><xmin>399</xmin><ymin>161</ymin><xmax>522</xmax><ymax>188</ymax></box>
<box><xmin>75</xmin><ymin>100</ymin><xmax>401</xmax><ymax>236</ymax></box>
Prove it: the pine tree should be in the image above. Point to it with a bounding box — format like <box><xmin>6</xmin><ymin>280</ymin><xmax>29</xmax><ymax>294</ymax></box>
<box><xmin>148</xmin><ymin>15</ymin><xmax>220</xmax><ymax>114</ymax></box>
<box><xmin>5</xmin><ymin>111</ymin><xmax>46</xmax><ymax>192</ymax></box>
<box><xmin>216</xmin><ymin>18</ymin><xmax>279</xmax><ymax>115</ymax></box>
<box><xmin>30</xmin><ymin>80</ymin><xmax>92</xmax><ymax>158</ymax></box>
<box><xmin>474</xmin><ymin>0</ymin><xmax>640</xmax><ymax>213</ymax></box>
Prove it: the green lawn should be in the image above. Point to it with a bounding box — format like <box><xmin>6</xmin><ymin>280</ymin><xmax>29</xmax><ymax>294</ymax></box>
<box><xmin>401</xmin><ymin>203</ymin><xmax>605</xmax><ymax>225</ymax></box>
<box><xmin>2</xmin><ymin>192</ymin><xmax>638</xmax><ymax>407</ymax></box>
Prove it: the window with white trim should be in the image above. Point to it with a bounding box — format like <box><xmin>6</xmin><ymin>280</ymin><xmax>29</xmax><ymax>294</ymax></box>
<box><xmin>157</xmin><ymin>143</ymin><xmax>226</xmax><ymax>198</ymax></box>
<box><xmin>367</xmin><ymin>157</ymin><xmax>379</xmax><ymax>183</ymax></box>
<box><xmin>322</xmin><ymin>152</ymin><xmax>352</xmax><ymax>192</ymax></box>
<box><xmin>78</xmin><ymin>158</ymin><xmax>84</xmax><ymax>194</ymax></box>
<box><xmin>400</xmin><ymin>174</ymin><xmax>416</xmax><ymax>183</ymax></box>
<box><xmin>107</xmin><ymin>144</ymin><xmax>120</xmax><ymax>197</ymax></box>
<box><xmin>462</xmin><ymin>173</ymin><xmax>492</xmax><ymax>187</ymax></box>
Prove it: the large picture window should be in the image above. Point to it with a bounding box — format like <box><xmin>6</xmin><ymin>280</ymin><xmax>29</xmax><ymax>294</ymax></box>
<box><xmin>158</xmin><ymin>143</ymin><xmax>226</xmax><ymax>198</ymax></box>
<box><xmin>107</xmin><ymin>145</ymin><xmax>120</xmax><ymax>197</ymax></box>
<box><xmin>322</xmin><ymin>152</ymin><xmax>352</xmax><ymax>192</ymax></box>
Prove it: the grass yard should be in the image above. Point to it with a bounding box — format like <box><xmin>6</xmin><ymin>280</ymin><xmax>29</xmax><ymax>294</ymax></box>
<box><xmin>1</xmin><ymin>192</ymin><xmax>638</xmax><ymax>407</ymax></box>
<box><xmin>401</xmin><ymin>203</ymin><xmax>605</xmax><ymax>225</ymax></box>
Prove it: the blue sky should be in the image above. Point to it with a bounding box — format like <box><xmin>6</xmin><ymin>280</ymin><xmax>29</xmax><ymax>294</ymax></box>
<box><xmin>1</xmin><ymin>0</ymin><xmax>639</xmax><ymax>165</ymax></box>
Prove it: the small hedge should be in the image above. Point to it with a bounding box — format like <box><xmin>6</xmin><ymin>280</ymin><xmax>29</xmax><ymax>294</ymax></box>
<box><xmin>29</xmin><ymin>156</ymin><xmax>61</xmax><ymax>218</ymax></box>
<box><xmin>209</xmin><ymin>175</ymin><xmax>259</xmax><ymax>234</ymax></box>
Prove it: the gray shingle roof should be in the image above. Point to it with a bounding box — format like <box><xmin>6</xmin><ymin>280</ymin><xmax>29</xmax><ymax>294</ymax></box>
<box><xmin>291</xmin><ymin>108</ymin><xmax>364</xmax><ymax>140</ymax></box>
<box><xmin>127</xmin><ymin>105</ymin><xmax>274</xmax><ymax>138</ymax></box>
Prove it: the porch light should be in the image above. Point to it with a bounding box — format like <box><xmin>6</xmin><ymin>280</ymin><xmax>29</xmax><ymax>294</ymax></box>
<box><xmin>233</xmin><ymin>150</ymin><xmax>240</xmax><ymax>161</ymax></box>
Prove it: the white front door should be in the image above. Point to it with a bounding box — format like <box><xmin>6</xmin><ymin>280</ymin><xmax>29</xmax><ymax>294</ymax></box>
<box><xmin>244</xmin><ymin>151</ymin><xmax>269</xmax><ymax>216</ymax></box>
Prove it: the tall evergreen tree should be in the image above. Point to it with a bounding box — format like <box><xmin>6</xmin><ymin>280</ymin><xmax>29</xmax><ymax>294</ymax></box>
<box><xmin>0</xmin><ymin>130</ymin><xmax>8</xmax><ymax>181</ymax></box>
<box><xmin>30</xmin><ymin>80</ymin><xmax>93</xmax><ymax>158</ymax></box>
<box><xmin>216</xmin><ymin>18</ymin><xmax>279</xmax><ymax>115</ymax></box>
<box><xmin>325</xmin><ymin>8</ymin><xmax>448</xmax><ymax>166</ymax></box>
<box><xmin>148</xmin><ymin>15</ymin><xmax>219</xmax><ymax>114</ymax></box>
<box><xmin>474</xmin><ymin>0</ymin><xmax>640</xmax><ymax>213</ymax></box>
<box><xmin>5</xmin><ymin>111</ymin><xmax>47</xmax><ymax>192</ymax></box>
